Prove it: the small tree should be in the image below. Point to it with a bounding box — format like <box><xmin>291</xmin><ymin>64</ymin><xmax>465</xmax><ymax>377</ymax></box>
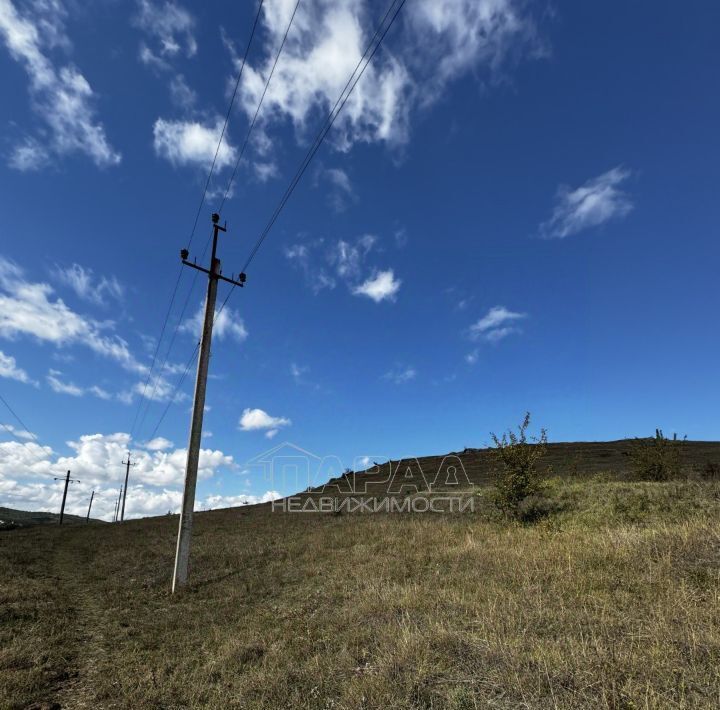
<box><xmin>630</xmin><ymin>429</ymin><xmax>684</xmax><ymax>481</ymax></box>
<box><xmin>490</xmin><ymin>412</ymin><xmax>549</xmax><ymax>516</ymax></box>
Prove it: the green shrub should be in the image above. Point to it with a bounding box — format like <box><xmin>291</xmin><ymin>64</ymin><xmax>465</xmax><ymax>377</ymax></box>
<box><xmin>629</xmin><ymin>429</ymin><xmax>684</xmax><ymax>481</ymax></box>
<box><xmin>490</xmin><ymin>412</ymin><xmax>551</xmax><ymax>519</ymax></box>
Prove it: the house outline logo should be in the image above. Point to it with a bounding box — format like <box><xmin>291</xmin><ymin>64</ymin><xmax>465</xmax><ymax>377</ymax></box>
<box><xmin>245</xmin><ymin>441</ymin><xmax>322</xmax><ymax>491</ymax></box>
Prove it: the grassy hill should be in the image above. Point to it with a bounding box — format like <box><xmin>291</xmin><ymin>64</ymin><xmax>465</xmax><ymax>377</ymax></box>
<box><xmin>1</xmin><ymin>440</ymin><xmax>720</xmax><ymax>709</ymax></box>
<box><xmin>0</xmin><ymin>506</ymin><xmax>96</xmax><ymax>530</ymax></box>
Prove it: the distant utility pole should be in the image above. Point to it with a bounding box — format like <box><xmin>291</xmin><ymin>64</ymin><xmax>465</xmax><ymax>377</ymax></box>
<box><xmin>173</xmin><ymin>213</ymin><xmax>245</xmax><ymax>593</ymax></box>
<box><xmin>113</xmin><ymin>486</ymin><xmax>123</xmax><ymax>523</ymax></box>
<box><xmin>86</xmin><ymin>490</ymin><xmax>94</xmax><ymax>523</ymax></box>
<box><xmin>54</xmin><ymin>469</ymin><xmax>79</xmax><ymax>525</ymax></box>
<box><xmin>120</xmin><ymin>453</ymin><xmax>136</xmax><ymax>522</ymax></box>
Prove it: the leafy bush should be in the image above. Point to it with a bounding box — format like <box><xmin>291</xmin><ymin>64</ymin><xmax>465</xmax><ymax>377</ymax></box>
<box><xmin>490</xmin><ymin>413</ymin><xmax>551</xmax><ymax>519</ymax></box>
<box><xmin>629</xmin><ymin>429</ymin><xmax>685</xmax><ymax>481</ymax></box>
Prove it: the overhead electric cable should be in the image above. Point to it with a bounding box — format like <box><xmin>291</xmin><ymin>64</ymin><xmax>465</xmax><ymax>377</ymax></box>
<box><xmin>145</xmin><ymin>342</ymin><xmax>200</xmax><ymax>442</ymax></box>
<box><xmin>129</xmin><ymin>0</ymin><xmax>266</xmax><ymax>441</ymax></box>
<box><xmin>137</xmin><ymin>0</ymin><xmax>302</xmax><ymax>440</ymax></box>
<box><xmin>218</xmin><ymin>0</ymin><xmax>303</xmax><ymax>215</ymax></box>
<box><xmin>214</xmin><ymin>0</ymin><xmax>407</xmax><ymax>317</ymax></box>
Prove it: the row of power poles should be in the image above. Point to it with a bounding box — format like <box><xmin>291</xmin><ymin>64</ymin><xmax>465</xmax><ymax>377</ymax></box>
<box><xmin>54</xmin><ymin>452</ymin><xmax>136</xmax><ymax>525</ymax></box>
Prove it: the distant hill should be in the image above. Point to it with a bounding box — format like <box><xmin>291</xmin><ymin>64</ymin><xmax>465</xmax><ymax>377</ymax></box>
<box><xmin>317</xmin><ymin>438</ymin><xmax>720</xmax><ymax>496</ymax></box>
<box><xmin>0</xmin><ymin>506</ymin><xmax>101</xmax><ymax>530</ymax></box>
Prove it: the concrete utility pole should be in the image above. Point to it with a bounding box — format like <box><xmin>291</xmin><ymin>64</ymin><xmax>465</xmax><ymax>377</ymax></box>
<box><xmin>120</xmin><ymin>453</ymin><xmax>136</xmax><ymax>522</ymax></box>
<box><xmin>172</xmin><ymin>213</ymin><xmax>245</xmax><ymax>593</ymax></box>
<box><xmin>113</xmin><ymin>486</ymin><xmax>123</xmax><ymax>523</ymax></box>
<box><xmin>86</xmin><ymin>490</ymin><xmax>94</xmax><ymax>523</ymax></box>
<box><xmin>54</xmin><ymin>470</ymin><xmax>79</xmax><ymax>525</ymax></box>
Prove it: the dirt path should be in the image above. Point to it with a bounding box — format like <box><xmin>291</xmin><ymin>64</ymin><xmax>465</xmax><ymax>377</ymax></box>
<box><xmin>49</xmin><ymin>533</ymin><xmax>112</xmax><ymax>709</ymax></box>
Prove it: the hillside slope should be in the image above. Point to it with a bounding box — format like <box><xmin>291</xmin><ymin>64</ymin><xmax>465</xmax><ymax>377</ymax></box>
<box><xmin>319</xmin><ymin>438</ymin><xmax>720</xmax><ymax>495</ymax></box>
<box><xmin>2</xmin><ymin>460</ymin><xmax>720</xmax><ymax>708</ymax></box>
<box><xmin>0</xmin><ymin>506</ymin><xmax>96</xmax><ymax>530</ymax></box>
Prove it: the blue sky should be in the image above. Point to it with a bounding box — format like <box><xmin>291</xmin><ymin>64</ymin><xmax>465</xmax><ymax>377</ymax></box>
<box><xmin>1</xmin><ymin>0</ymin><xmax>719</xmax><ymax>520</ymax></box>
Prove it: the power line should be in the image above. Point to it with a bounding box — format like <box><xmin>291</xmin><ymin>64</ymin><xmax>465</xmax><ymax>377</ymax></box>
<box><xmin>216</xmin><ymin>0</ymin><xmax>407</xmax><ymax>316</ymax></box>
<box><xmin>218</xmin><ymin>0</ymin><xmax>302</xmax><ymax>215</ymax></box>
<box><xmin>145</xmin><ymin>341</ymin><xmax>200</xmax><ymax>443</ymax></box>
<box><xmin>129</xmin><ymin>0</ymin><xmax>265</xmax><ymax>441</ymax></box>
<box><xmin>241</xmin><ymin>0</ymin><xmax>407</xmax><ymax>274</ymax></box>
<box><xmin>129</xmin><ymin>265</ymin><xmax>183</xmax><ymax>440</ymax></box>
<box><xmin>0</xmin><ymin>391</ymin><xmax>36</xmax><ymax>442</ymax></box>
<box><xmin>0</xmin><ymin>393</ymin><xmax>59</xmax><ymax>481</ymax></box>
<box><xmin>185</xmin><ymin>0</ymin><xmax>266</xmax><ymax>252</ymax></box>
<box><xmin>137</xmin><ymin>2</ymin><xmax>301</xmax><ymax>440</ymax></box>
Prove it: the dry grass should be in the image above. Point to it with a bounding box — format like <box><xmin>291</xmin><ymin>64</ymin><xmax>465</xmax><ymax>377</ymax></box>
<box><xmin>1</xmin><ymin>478</ymin><xmax>720</xmax><ymax>709</ymax></box>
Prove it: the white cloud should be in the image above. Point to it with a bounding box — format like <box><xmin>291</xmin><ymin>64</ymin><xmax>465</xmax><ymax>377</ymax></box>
<box><xmin>353</xmin><ymin>269</ymin><xmax>401</xmax><ymax>303</ymax></box>
<box><xmin>54</xmin><ymin>263</ymin><xmax>124</xmax><ymax>306</ymax></box>
<box><xmin>0</xmin><ymin>429</ymin><xmax>234</xmax><ymax>489</ymax></box>
<box><xmin>153</xmin><ymin>118</ymin><xmax>237</xmax><ymax>169</ymax></box>
<box><xmin>323</xmin><ymin>167</ymin><xmax>355</xmax><ymax>211</ymax></box>
<box><xmin>284</xmin><ymin>240</ymin><xmax>336</xmax><ymax>293</ymax></box>
<box><xmin>8</xmin><ymin>136</ymin><xmax>50</xmax><ymax>171</ymax></box>
<box><xmin>235</xmin><ymin>0</ymin><xmax>539</xmax><ymax>156</ymax></box>
<box><xmin>540</xmin><ymin>167</ymin><xmax>634</xmax><ymax>239</ymax></box>
<box><xmin>132</xmin><ymin>372</ymin><xmax>187</xmax><ymax>404</ymax></box>
<box><xmin>0</xmin><ymin>0</ymin><xmax>121</xmax><ymax>168</ymax></box>
<box><xmin>0</xmin><ymin>349</ymin><xmax>35</xmax><ymax>384</ymax></box>
<box><xmin>469</xmin><ymin>306</ymin><xmax>526</xmax><ymax>342</ymax></box>
<box><xmin>134</xmin><ymin>0</ymin><xmax>196</xmax><ymax>67</ymax></box>
<box><xmin>0</xmin><ymin>429</ymin><xmax>247</xmax><ymax>521</ymax></box>
<box><xmin>382</xmin><ymin>365</ymin><xmax>416</xmax><ymax>384</ymax></box>
<box><xmin>180</xmin><ymin>303</ymin><xmax>248</xmax><ymax>342</ymax></box>
<box><xmin>239</xmin><ymin>408</ymin><xmax>291</xmax><ymax>440</ymax></box>
<box><xmin>0</xmin><ymin>422</ymin><xmax>37</xmax><ymax>440</ymax></box>
<box><xmin>144</xmin><ymin>436</ymin><xmax>173</xmax><ymax>451</ymax></box>
<box><xmin>0</xmin><ymin>257</ymin><xmax>144</xmax><ymax>374</ymax></box>
<box><xmin>465</xmin><ymin>349</ymin><xmax>479</xmax><ymax>365</ymax></box>
<box><xmin>286</xmin><ymin>235</ymin><xmax>400</xmax><ymax>301</ymax></box>
<box><xmin>254</xmin><ymin>161</ymin><xmax>278</xmax><ymax>182</ymax></box>
<box><xmin>237</xmin><ymin>0</ymin><xmax>412</xmax><ymax>150</ymax></box>
<box><xmin>46</xmin><ymin>369</ymin><xmax>83</xmax><ymax>396</ymax></box>
<box><xmin>46</xmin><ymin>369</ymin><xmax>114</xmax><ymax>400</ymax></box>
<box><xmin>406</xmin><ymin>0</ymin><xmax>540</xmax><ymax>102</ymax></box>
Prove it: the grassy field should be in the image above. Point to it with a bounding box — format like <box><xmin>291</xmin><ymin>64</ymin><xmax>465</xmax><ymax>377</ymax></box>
<box><xmin>2</xmin><ymin>469</ymin><xmax>720</xmax><ymax>709</ymax></box>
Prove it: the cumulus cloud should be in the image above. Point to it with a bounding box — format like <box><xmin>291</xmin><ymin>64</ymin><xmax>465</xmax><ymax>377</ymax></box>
<box><xmin>469</xmin><ymin>306</ymin><xmax>526</xmax><ymax>342</ymax></box>
<box><xmin>235</xmin><ymin>0</ymin><xmax>540</xmax><ymax>157</ymax></box>
<box><xmin>540</xmin><ymin>167</ymin><xmax>634</xmax><ymax>239</ymax></box>
<box><xmin>144</xmin><ymin>436</ymin><xmax>173</xmax><ymax>451</ymax></box>
<box><xmin>353</xmin><ymin>269</ymin><xmax>401</xmax><ymax>302</ymax></box>
<box><xmin>0</xmin><ymin>257</ymin><xmax>144</xmax><ymax>374</ymax></box>
<box><xmin>153</xmin><ymin>118</ymin><xmax>237</xmax><ymax>169</ymax></box>
<box><xmin>0</xmin><ymin>349</ymin><xmax>35</xmax><ymax>385</ymax></box>
<box><xmin>239</xmin><ymin>408</ymin><xmax>291</xmax><ymax>440</ymax></box>
<box><xmin>180</xmin><ymin>303</ymin><xmax>248</xmax><ymax>342</ymax></box>
<box><xmin>0</xmin><ymin>426</ymin><xmax>283</xmax><ymax>520</ymax></box>
<box><xmin>0</xmin><ymin>0</ymin><xmax>121</xmax><ymax>168</ymax></box>
<box><xmin>54</xmin><ymin>263</ymin><xmax>124</xmax><ymax>306</ymax></box>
